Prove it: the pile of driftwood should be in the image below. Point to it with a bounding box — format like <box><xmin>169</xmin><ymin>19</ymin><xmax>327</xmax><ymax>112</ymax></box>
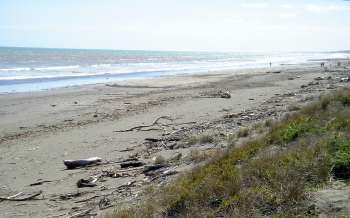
<box><xmin>62</xmin><ymin>156</ymin><xmax>177</xmax><ymax>189</ymax></box>
<box><xmin>36</xmin><ymin>153</ymin><xmax>180</xmax><ymax>217</ymax></box>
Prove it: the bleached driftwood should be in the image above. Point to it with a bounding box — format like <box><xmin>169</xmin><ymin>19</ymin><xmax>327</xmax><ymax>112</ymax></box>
<box><xmin>63</xmin><ymin>157</ymin><xmax>102</xmax><ymax>169</ymax></box>
<box><xmin>0</xmin><ymin>191</ymin><xmax>42</xmax><ymax>201</ymax></box>
<box><xmin>143</xmin><ymin>164</ymin><xmax>169</xmax><ymax>174</ymax></box>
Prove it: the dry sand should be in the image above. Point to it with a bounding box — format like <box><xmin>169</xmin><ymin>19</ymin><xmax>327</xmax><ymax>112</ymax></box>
<box><xmin>0</xmin><ymin>62</ymin><xmax>349</xmax><ymax>217</ymax></box>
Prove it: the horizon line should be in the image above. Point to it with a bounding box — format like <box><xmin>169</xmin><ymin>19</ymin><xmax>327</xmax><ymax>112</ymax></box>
<box><xmin>1</xmin><ymin>45</ymin><xmax>348</xmax><ymax>54</ymax></box>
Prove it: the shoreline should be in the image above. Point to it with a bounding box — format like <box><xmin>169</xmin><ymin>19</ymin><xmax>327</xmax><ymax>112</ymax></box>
<box><xmin>0</xmin><ymin>60</ymin><xmax>350</xmax><ymax>217</ymax></box>
<box><xmin>0</xmin><ymin>56</ymin><xmax>344</xmax><ymax>94</ymax></box>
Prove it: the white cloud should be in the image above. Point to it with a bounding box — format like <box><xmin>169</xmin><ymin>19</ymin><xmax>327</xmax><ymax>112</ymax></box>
<box><xmin>278</xmin><ymin>13</ymin><xmax>298</xmax><ymax>19</ymax></box>
<box><xmin>241</xmin><ymin>2</ymin><xmax>268</xmax><ymax>9</ymax></box>
<box><xmin>280</xmin><ymin>4</ymin><xmax>294</xmax><ymax>9</ymax></box>
<box><xmin>305</xmin><ymin>4</ymin><xmax>348</xmax><ymax>13</ymax></box>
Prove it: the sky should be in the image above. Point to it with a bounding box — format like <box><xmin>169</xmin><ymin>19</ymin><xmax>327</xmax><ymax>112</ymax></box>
<box><xmin>0</xmin><ymin>0</ymin><xmax>350</xmax><ymax>52</ymax></box>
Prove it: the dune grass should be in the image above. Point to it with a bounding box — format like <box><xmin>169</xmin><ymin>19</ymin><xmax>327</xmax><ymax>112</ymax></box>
<box><xmin>187</xmin><ymin>134</ymin><xmax>215</xmax><ymax>145</ymax></box>
<box><xmin>111</xmin><ymin>88</ymin><xmax>350</xmax><ymax>218</ymax></box>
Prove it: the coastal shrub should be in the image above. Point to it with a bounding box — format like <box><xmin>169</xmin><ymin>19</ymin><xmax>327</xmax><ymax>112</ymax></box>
<box><xmin>326</xmin><ymin>111</ymin><xmax>350</xmax><ymax>131</ymax></box>
<box><xmin>237</xmin><ymin>127</ymin><xmax>249</xmax><ymax>138</ymax></box>
<box><xmin>254</xmin><ymin>122</ymin><xmax>266</xmax><ymax>134</ymax></box>
<box><xmin>264</xmin><ymin>119</ymin><xmax>275</xmax><ymax>128</ymax></box>
<box><xmin>189</xmin><ymin>148</ymin><xmax>222</xmax><ymax>163</ymax></box>
<box><xmin>328</xmin><ymin>136</ymin><xmax>350</xmax><ymax>179</ymax></box>
<box><xmin>110</xmin><ymin>208</ymin><xmax>134</xmax><ymax>218</ymax></box>
<box><xmin>198</xmin><ymin>134</ymin><xmax>214</xmax><ymax>144</ymax></box>
<box><xmin>268</xmin><ymin>116</ymin><xmax>317</xmax><ymax>145</ymax></box>
<box><xmin>186</xmin><ymin>135</ymin><xmax>198</xmax><ymax>145</ymax></box>
<box><xmin>320</xmin><ymin>96</ymin><xmax>331</xmax><ymax>110</ymax></box>
<box><xmin>226</xmin><ymin>133</ymin><xmax>236</xmax><ymax>147</ymax></box>
<box><xmin>186</xmin><ymin>134</ymin><xmax>214</xmax><ymax>145</ymax></box>
<box><xmin>281</xmin><ymin>119</ymin><xmax>311</xmax><ymax>142</ymax></box>
<box><xmin>287</xmin><ymin>105</ymin><xmax>301</xmax><ymax>112</ymax></box>
<box><xmin>335</xmin><ymin>90</ymin><xmax>350</xmax><ymax>106</ymax></box>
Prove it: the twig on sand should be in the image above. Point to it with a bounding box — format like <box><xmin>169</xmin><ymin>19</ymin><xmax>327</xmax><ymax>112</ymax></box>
<box><xmin>118</xmin><ymin>148</ymin><xmax>134</xmax><ymax>152</ymax></box>
<box><xmin>30</xmin><ymin>180</ymin><xmax>53</xmax><ymax>186</ymax></box>
<box><xmin>0</xmin><ymin>190</ymin><xmax>43</xmax><ymax>201</ymax></box>
<box><xmin>114</xmin><ymin>116</ymin><xmax>173</xmax><ymax>132</ymax></box>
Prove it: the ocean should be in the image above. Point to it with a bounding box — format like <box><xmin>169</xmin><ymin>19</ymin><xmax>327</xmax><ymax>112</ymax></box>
<box><xmin>0</xmin><ymin>47</ymin><xmax>349</xmax><ymax>93</ymax></box>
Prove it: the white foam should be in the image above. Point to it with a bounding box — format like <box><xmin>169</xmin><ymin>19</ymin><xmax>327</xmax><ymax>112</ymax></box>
<box><xmin>35</xmin><ymin>65</ymin><xmax>80</xmax><ymax>71</ymax></box>
<box><xmin>91</xmin><ymin>64</ymin><xmax>112</xmax><ymax>68</ymax></box>
<box><xmin>0</xmin><ymin>67</ymin><xmax>32</xmax><ymax>72</ymax></box>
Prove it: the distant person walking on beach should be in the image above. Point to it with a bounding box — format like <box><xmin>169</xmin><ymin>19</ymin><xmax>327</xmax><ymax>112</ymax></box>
<box><xmin>269</xmin><ymin>62</ymin><xmax>272</xmax><ymax>68</ymax></box>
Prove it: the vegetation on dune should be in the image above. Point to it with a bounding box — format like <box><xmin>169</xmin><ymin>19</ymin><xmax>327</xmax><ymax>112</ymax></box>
<box><xmin>186</xmin><ymin>134</ymin><xmax>215</xmax><ymax>145</ymax></box>
<box><xmin>237</xmin><ymin>127</ymin><xmax>249</xmax><ymax>138</ymax></box>
<box><xmin>111</xmin><ymin>89</ymin><xmax>350</xmax><ymax>218</ymax></box>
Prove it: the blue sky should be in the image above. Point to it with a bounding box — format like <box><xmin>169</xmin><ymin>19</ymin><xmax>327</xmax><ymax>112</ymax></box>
<box><xmin>0</xmin><ymin>0</ymin><xmax>349</xmax><ymax>52</ymax></box>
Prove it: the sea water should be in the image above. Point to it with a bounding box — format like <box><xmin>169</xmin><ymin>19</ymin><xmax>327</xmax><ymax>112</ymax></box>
<box><xmin>0</xmin><ymin>47</ymin><xmax>349</xmax><ymax>93</ymax></box>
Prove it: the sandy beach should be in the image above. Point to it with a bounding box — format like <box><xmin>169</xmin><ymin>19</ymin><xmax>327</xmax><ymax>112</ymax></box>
<box><xmin>1</xmin><ymin>61</ymin><xmax>350</xmax><ymax>217</ymax></box>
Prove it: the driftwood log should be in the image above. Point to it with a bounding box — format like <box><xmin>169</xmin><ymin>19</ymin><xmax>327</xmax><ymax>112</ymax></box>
<box><xmin>77</xmin><ymin>178</ymin><xmax>98</xmax><ymax>188</ymax></box>
<box><xmin>63</xmin><ymin>157</ymin><xmax>102</xmax><ymax>169</ymax></box>
<box><xmin>120</xmin><ymin>161</ymin><xmax>145</xmax><ymax>169</ymax></box>
<box><xmin>150</xmin><ymin>169</ymin><xmax>178</xmax><ymax>181</ymax></box>
<box><xmin>144</xmin><ymin>138</ymin><xmax>162</xmax><ymax>142</ymax></box>
<box><xmin>143</xmin><ymin>164</ymin><xmax>169</xmax><ymax>174</ymax></box>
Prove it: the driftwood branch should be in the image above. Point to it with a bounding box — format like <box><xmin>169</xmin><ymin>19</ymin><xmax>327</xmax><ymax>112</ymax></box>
<box><xmin>0</xmin><ymin>190</ymin><xmax>42</xmax><ymax>201</ymax></box>
<box><xmin>114</xmin><ymin>116</ymin><xmax>173</xmax><ymax>132</ymax></box>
